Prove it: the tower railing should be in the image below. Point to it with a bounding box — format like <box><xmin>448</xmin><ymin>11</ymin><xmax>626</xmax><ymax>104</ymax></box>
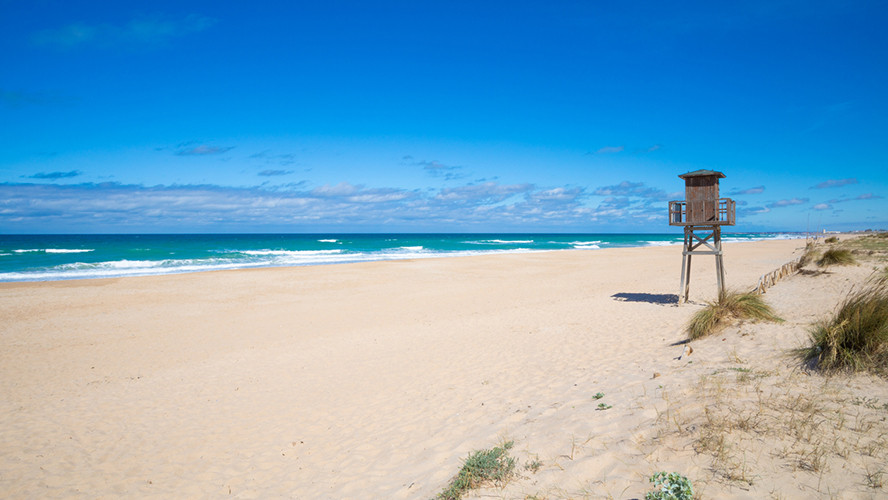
<box><xmin>668</xmin><ymin>198</ymin><xmax>736</xmax><ymax>226</ymax></box>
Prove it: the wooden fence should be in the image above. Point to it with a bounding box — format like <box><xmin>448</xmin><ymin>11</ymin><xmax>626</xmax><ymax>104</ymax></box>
<box><xmin>753</xmin><ymin>256</ymin><xmax>802</xmax><ymax>294</ymax></box>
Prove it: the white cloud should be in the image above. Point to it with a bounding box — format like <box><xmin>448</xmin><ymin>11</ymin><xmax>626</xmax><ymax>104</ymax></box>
<box><xmin>434</xmin><ymin>182</ymin><xmax>532</xmax><ymax>203</ymax></box>
<box><xmin>731</xmin><ymin>185</ymin><xmax>765</xmax><ymax>195</ymax></box>
<box><xmin>768</xmin><ymin>198</ymin><xmax>808</xmax><ymax>208</ymax></box>
<box><xmin>594</xmin><ymin>146</ymin><xmax>624</xmax><ymax>154</ymax></box>
<box><xmin>811</xmin><ymin>178</ymin><xmax>858</xmax><ymax>189</ymax></box>
<box><xmin>593</xmin><ymin>181</ymin><xmax>679</xmax><ymax>201</ymax></box>
<box><xmin>258</xmin><ymin>170</ymin><xmax>293</xmax><ymax>177</ymax></box>
<box><xmin>176</xmin><ymin>145</ymin><xmax>235</xmax><ymax>156</ymax></box>
<box><xmin>311</xmin><ymin>182</ymin><xmax>361</xmax><ymax>197</ymax></box>
<box><xmin>32</xmin><ymin>15</ymin><xmax>217</xmax><ymax>49</ymax></box>
<box><xmin>827</xmin><ymin>193</ymin><xmax>883</xmax><ymax>203</ymax></box>
<box><xmin>0</xmin><ymin>180</ymin><xmax>608</xmax><ymax>230</ymax></box>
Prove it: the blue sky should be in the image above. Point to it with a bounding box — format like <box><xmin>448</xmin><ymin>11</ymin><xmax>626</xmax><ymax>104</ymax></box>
<box><xmin>2</xmin><ymin>0</ymin><xmax>886</xmax><ymax>233</ymax></box>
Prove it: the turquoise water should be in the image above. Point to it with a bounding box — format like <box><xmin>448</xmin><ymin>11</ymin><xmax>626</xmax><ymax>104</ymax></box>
<box><xmin>0</xmin><ymin>233</ymin><xmax>800</xmax><ymax>282</ymax></box>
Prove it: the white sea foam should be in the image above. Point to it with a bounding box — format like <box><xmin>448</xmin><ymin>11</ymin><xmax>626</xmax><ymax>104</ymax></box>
<box><xmin>396</xmin><ymin>246</ymin><xmax>424</xmax><ymax>251</ymax></box>
<box><xmin>467</xmin><ymin>239</ymin><xmax>534</xmax><ymax>244</ymax></box>
<box><xmin>57</xmin><ymin>260</ymin><xmax>160</xmax><ymax>270</ymax></box>
<box><xmin>722</xmin><ymin>234</ymin><xmax>802</xmax><ymax>243</ymax></box>
<box><xmin>241</xmin><ymin>249</ymin><xmax>342</xmax><ymax>256</ymax></box>
<box><xmin>573</xmin><ymin>244</ymin><xmax>600</xmax><ymax>250</ymax></box>
<box><xmin>317</xmin><ymin>239</ymin><xmax>338</xmax><ymax>243</ymax></box>
<box><xmin>0</xmin><ymin>247</ymin><xmax>548</xmax><ymax>282</ymax></box>
<box><xmin>0</xmin><ymin>253</ymin><xmax>11</xmax><ymax>256</ymax></box>
<box><xmin>645</xmin><ymin>241</ymin><xmax>680</xmax><ymax>246</ymax></box>
<box><xmin>12</xmin><ymin>248</ymin><xmax>94</xmax><ymax>254</ymax></box>
<box><xmin>568</xmin><ymin>240</ymin><xmax>602</xmax><ymax>245</ymax></box>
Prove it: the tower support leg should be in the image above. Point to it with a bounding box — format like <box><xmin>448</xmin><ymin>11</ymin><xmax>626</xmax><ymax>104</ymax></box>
<box><xmin>679</xmin><ymin>226</ymin><xmax>692</xmax><ymax>305</ymax></box>
<box><xmin>677</xmin><ymin>225</ymin><xmax>725</xmax><ymax>305</ymax></box>
<box><xmin>714</xmin><ymin>227</ymin><xmax>725</xmax><ymax>296</ymax></box>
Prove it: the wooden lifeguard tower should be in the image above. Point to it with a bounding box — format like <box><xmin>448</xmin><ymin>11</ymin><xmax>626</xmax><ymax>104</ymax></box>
<box><xmin>668</xmin><ymin>170</ymin><xmax>736</xmax><ymax>304</ymax></box>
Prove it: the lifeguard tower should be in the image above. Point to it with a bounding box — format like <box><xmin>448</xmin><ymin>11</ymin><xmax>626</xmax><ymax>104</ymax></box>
<box><xmin>668</xmin><ymin>170</ymin><xmax>736</xmax><ymax>304</ymax></box>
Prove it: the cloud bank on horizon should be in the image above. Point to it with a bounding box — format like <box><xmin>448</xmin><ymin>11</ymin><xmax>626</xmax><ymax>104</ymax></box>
<box><xmin>2</xmin><ymin>1</ymin><xmax>886</xmax><ymax>233</ymax></box>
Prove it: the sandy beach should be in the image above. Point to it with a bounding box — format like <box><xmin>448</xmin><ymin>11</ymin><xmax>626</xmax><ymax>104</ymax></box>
<box><xmin>2</xmin><ymin>237</ymin><xmax>887</xmax><ymax>499</ymax></box>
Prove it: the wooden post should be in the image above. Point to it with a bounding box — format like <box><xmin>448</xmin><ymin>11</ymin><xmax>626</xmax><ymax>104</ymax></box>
<box><xmin>678</xmin><ymin>225</ymin><xmax>725</xmax><ymax>305</ymax></box>
<box><xmin>715</xmin><ymin>226</ymin><xmax>725</xmax><ymax>296</ymax></box>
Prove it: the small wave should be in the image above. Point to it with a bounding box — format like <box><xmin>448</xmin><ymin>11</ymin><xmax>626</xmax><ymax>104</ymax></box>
<box><xmin>240</xmin><ymin>249</ymin><xmax>342</xmax><ymax>256</ymax></box>
<box><xmin>573</xmin><ymin>244</ymin><xmax>600</xmax><ymax>250</ymax></box>
<box><xmin>0</xmin><ymin>247</ymin><xmax>552</xmax><ymax>282</ymax></box>
<box><xmin>568</xmin><ymin>241</ymin><xmax>601</xmax><ymax>245</ymax></box>
<box><xmin>722</xmin><ymin>234</ymin><xmax>802</xmax><ymax>243</ymax></box>
<box><xmin>45</xmin><ymin>249</ymin><xmax>94</xmax><ymax>254</ymax></box>
<box><xmin>11</xmin><ymin>248</ymin><xmax>94</xmax><ymax>254</ymax></box>
<box><xmin>645</xmin><ymin>241</ymin><xmax>680</xmax><ymax>246</ymax></box>
<box><xmin>317</xmin><ymin>239</ymin><xmax>338</xmax><ymax>243</ymax></box>
<box><xmin>0</xmin><ymin>253</ymin><xmax>11</xmax><ymax>256</ymax></box>
<box><xmin>466</xmin><ymin>239</ymin><xmax>534</xmax><ymax>244</ymax></box>
<box><xmin>58</xmin><ymin>260</ymin><xmax>161</xmax><ymax>270</ymax></box>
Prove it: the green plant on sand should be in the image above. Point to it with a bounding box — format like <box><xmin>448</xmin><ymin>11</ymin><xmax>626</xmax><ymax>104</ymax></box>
<box><xmin>800</xmin><ymin>280</ymin><xmax>888</xmax><ymax>375</ymax></box>
<box><xmin>817</xmin><ymin>248</ymin><xmax>855</xmax><ymax>267</ymax></box>
<box><xmin>686</xmin><ymin>289</ymin><xmax>781</xmax><ymax>340</ymax></box>
<box><xmin>435</xmin><ymin>441</ymin><xmax>517</xmax><ymax>500</ymax></box>
<box><xmin>798</xmin><ymin>247</ymin><xmax>818</xmax><ymax>267</ymax></box>
<box><xmin>824</xmin><ymin>236</ymin><xmax>839</xmax><ymax>244</ymax></box>
<box><xmin>645</xmin><ymin>471</ymin><xmax>694</xmax><ymax>500</ymax></box>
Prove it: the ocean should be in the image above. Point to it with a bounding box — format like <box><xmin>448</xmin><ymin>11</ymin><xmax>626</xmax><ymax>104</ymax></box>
<box><xmin>0</xmin><ymin>233</ymin><xmax>800</xmax><ymax>282</ymax></box>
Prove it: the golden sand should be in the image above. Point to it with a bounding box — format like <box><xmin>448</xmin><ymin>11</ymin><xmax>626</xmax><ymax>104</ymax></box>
<box><xmin>2</xmin><ymin>238</ymin><xmax>886</xmax><ymax>499</ymax></box>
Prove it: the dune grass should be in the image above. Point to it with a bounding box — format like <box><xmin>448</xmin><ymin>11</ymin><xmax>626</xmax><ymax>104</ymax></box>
<box><xmin>686</xmin><ymin>289</ymin><xmax>781</xmax><ymax>340</ymax></box>
<box><xmin>800</xmin><ymin>281</ymin><xmax>888</xmax><ymax>374</ymax></box>
<box><xmin>435</xmin><ymin>441</ymin><xmax>517</xmax><ymax>500</ymax></box>
<box><xmin>658</xmin><ymin>367</ymin><xmax>888</xmax><ymax>492</ymax></box>
<box><xmin>825</xmin><ymin>236</ymin><xmax>839</xmax><ymax>244</ymax></box>
<box><xmin>817</xmin><ymin>248</ymin><xmax>855</xmax><ymax>267</ymax></box>
<box><xmin>798</xmin><ymin>247</ymin><xmax>818</xmax><ymax>268</ymax></box>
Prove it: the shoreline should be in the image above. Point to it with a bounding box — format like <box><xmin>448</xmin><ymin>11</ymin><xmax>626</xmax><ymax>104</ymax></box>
<box><xmin>0</xmin><ymin>232</ymin><xmax>812</xmax><ymax>284</ymax></box>
<box><xmin>2</xmin><ymin>236</ymin><xmax>882</xmax><ymax>499</ymax></box>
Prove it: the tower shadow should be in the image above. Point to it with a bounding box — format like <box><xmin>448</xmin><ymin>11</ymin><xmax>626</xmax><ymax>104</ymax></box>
<box><xmin>611</xmin><ymin>292</ymin><xmax>679</xmax><ymax>305</ymax></box>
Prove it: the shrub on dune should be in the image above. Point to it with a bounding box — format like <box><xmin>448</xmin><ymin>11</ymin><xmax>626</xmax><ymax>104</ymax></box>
<box><xmin>435</xmin><ymin>441</ymin><xmax>516</xmax><ymax>500</ymax></box>
<box><xmin>817</xmin><ymin>248</ymin><xmax>855</xmax><ymax>267</ymax></box>
<box><xmin>686</xmin><ymin>289</ymin><xmax>781</xmax><ymax>340</ymax></box>
<box><xmin>801</xmin><ymin>281</ymin><xmax>888</xmax><ymax>374</ymax></box>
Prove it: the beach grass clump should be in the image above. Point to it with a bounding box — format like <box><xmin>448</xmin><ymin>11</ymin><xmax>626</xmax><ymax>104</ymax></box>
<box><xmin>798</xmin><ymin>247</ymin><xmax>818</xmax><ymax>268</ymax></box>
<box><xmin>825</xmin><ymin>236</ymin><xmax>839</xmax><ymax>244</ymax></box>
<box><xmin>686</xmin><ymin>289</ymin><xmax>781</xmax><ymax>340</ymax></box>
<box><xmin>435</xmin><ymin>441</ymin><xmax>517</xmax><ymax>500</ymax></box>
<box><xmin>801</xmin><ymin>282</ymin><xmax>888</xmax><ymax>374</ymax></box>
<box><xmin>817</xmin><ymin>248</ymin><xmax>855</xmax><ymax>267</ymax></box>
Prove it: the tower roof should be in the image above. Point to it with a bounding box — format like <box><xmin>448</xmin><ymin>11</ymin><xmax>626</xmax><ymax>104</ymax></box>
<box><xmin>678</xmin><ymin>169</ymin><xmax>726</xmax><ymax>179</ymax></box>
